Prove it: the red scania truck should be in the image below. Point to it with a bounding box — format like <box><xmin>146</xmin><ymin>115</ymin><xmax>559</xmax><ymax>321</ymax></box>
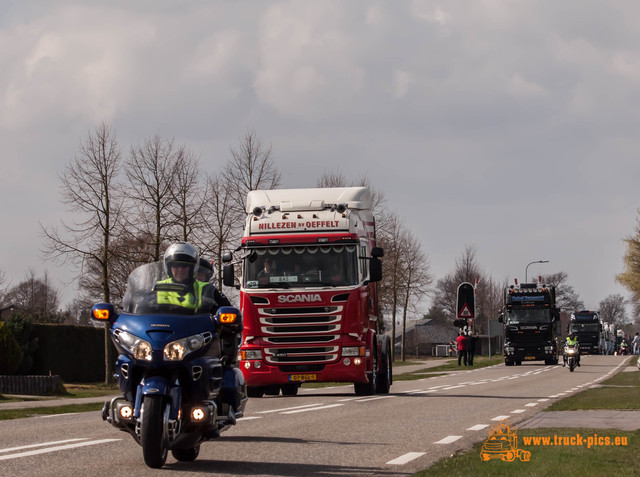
<box><xmin>222</xmin><ymin>187</ymin><xmax>391</xmax><ymax>397</ymax></box>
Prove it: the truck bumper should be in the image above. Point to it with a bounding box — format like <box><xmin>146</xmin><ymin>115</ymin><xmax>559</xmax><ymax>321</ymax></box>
<box><xmin>239</xmin><ymin>359</ymin><xmax>369</xmax><ymax>386</ymax></box>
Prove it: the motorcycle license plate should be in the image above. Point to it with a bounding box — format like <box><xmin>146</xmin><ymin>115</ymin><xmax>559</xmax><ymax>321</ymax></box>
<box><xmin>525</xmin><ymin>356</ymin><xmax>536</xmax><ymax>360</ymax></box>
<box><xmin>289</xmin><ymin>374</ymin><xmax>317</xmax><ymax>382</ymax></box>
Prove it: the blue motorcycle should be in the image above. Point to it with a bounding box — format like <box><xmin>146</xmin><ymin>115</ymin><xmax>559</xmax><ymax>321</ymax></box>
<box><xmin>92</xmin><ymin>262</ymin><xmax>247</xmax><ymax>468</ymax></box>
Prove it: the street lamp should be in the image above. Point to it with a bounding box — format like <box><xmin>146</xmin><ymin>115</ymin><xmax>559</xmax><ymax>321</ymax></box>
<box><xmin>525</xmin><ymin>260</ymin><xmax>549</xmax><ymax>282</ymax></box>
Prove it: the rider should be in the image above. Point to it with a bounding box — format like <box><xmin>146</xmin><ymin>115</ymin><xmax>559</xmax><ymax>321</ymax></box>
<box><xmin>563</xmin><ymin>332</ymin><xmax>581</xmax><ymax>367</ymax></box>
<box><xmin>157</xmin><ymin>242</ymin><xmax>230</xmax><ymax>313</ymax></box>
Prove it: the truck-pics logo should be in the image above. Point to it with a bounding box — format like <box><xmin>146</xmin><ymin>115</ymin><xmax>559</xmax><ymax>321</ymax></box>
<box><xmin>277</xmin><ymin>294</ymin><xmax>323</xmax><ymax>304</ymax></box>
<box><xmin>480</xmin><ymin>420</ymin><xmax>531</xmax><ymax>462</ymax></box>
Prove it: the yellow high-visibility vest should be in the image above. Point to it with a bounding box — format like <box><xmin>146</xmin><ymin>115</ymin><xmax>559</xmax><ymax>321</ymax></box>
<box><xmin>156</xmin><ymin>279</ymin><xmax>205</xmax><ymax>310</ymax></box>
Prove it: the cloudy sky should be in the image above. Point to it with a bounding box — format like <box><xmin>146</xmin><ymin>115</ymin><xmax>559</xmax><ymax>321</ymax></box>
<box><xmin>2</xmin><ymin>1</ymin><xmax>639</xmax><ymax>313</ymax></box>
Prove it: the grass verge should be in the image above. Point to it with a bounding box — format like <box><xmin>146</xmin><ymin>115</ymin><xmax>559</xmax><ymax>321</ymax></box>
<box><xmin>413</xmin><ymin>360</ymin><xmax>640</xmax><ymax>476</ymax></box>
<box><xmin>415</xmin><ymin>428</ymin><xmax>640</xmax><ymax>477</ymax></box>
<box><xmin>0</xmin><ymin>403</ymin><xmax>105</xmax><ymax>421</ymax></box>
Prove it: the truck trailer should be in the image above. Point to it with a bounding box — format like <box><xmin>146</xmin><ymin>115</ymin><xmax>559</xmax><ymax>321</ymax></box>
<box><xmin>222</xmin><ymin>187</ymin><xmax>391</xmax><ymax>396</ymax></box>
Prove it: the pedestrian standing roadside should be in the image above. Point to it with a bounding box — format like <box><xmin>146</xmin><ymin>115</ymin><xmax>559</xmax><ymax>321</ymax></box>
<box><xmin>633</xmin><ymin>333</ymin><xmax>640</xmax><ymax>355</ymax></box>
<box><xmin>456</xmin><ymin>332</ymin><xmax>468</xmax><ymax>366</ymax></box>
<box><xmin>467</xmin><ymin>332</ymin><xmax>479</xmax><ymax>365</ymax></box>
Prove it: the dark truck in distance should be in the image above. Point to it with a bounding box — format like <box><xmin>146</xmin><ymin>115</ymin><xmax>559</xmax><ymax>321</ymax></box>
<box><xmin>569</xmin><ymin>310</ymin><xmax>601</xmax><ymax>355</ymax></box>
<box><xmin>499</xmin><ymin>281</ymin><xmax>561</xmax><ymax>366</ymax></box>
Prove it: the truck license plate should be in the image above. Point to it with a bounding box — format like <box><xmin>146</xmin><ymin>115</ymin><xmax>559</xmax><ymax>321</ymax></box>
<box><xmin>525</xmin><ymin>356</ymin><xmax>536</xmax><ymax>360</ymax></box>
<box><xmin>289</xmin><ymin>374</ymin><xmax>317</xmax><ymax>382</ymax></box>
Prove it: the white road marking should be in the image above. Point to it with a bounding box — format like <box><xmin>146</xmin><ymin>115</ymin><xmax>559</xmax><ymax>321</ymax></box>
<box><xmin>281</xmin><ymin>403</ymin><xmax>344</xmax><ymax>414</ymax></box>
<box><xmin>36</xmin><ymin>413</ymin><xmax>80</xmax><ymax>419</ymax></box>
<box><xmin>355</xmin><ymin>395</ymin><xmax>396</xmax><ymax>403</ymax></box>
<box><xmin>467</xmin><ymin>424</ymin><xmax>489</xmax><ymax>431</ymax></box>
<box><xmin>525</xmin><ymin>403</ymin><xmax>539</xmax><ymax>407</ymax></box>
<box><xmin>492</xmin><ymin>415</ymin><xmax>511</xmax><ymax>421</ymax></box>
<box><xmin>0</xmin><ymin>439</ymin><xmax>121</xmax><ymax>461</ymax></box>
<box><xmin>386</xmin><ymin>452</ymin><xmax>426</xmax><ymax>465</ymax></box>
<box><xmin>257</xmin><ymin>403</ymin><xmax>325</xmax><ymax>414</ymax></box>
<box><xmin>441</xmin><ymin>385</ymin><xmax>465</xmax><ymax>390</ymax></box>
<box><xmin>511</xmin><ymin>409</ymin><xmax>526</xmax><ymax>414</ymax></box>
<box><xmin>434</xmin><ymin>435</ymin><xmax>463</xmax><ymax>444</ymax></box>
<box><xmin>0</xmin><ymin>439</ymin><xmax>88</xmax><ymax>454</ymax></box>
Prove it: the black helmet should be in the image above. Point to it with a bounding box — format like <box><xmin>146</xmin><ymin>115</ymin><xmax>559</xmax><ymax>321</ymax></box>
<box><xmin>164</xmin><ymin>242</ymin><xmax>199</xmax><ymax>283</ymax></box>
<box><xmin>569</xmin><ymin>332</ymin><xmax>575</xmax><ymax>339</ymax></box>
<box><xmin>198</xmin><ymin>258</ymin><xmax>214</xmax><ymax>282</ymax></box>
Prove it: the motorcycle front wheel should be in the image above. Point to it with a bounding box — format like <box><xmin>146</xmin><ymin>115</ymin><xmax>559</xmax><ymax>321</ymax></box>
<box><xmin>141</xmin><ymin>396</ymin><xmax>168</xmax><ymax>468</ymax></box>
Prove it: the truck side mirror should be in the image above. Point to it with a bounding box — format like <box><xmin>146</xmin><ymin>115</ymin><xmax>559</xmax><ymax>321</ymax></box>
<box><xmin>222</xmin><ymin>252</ymin><xmax>233</xmax><ymax>263</ymax></box>
<box><xmin>371</xmin><ymin>247</ymin><xmax>384</xmax><ymax>258</ymax></box>
<box><xmin>223</xmin><ymin>264</ymin><xmax>235</xmax><ymax>288</ymax></box>
<box><xmin>498</xmin><ymin>313</ymin><xmax>504</xmax><ymax>323</ymax></box>
<box><xmin>369</xmin><ymin>257</ymin><xmax>382</xmax><ymax>282</ymax></box>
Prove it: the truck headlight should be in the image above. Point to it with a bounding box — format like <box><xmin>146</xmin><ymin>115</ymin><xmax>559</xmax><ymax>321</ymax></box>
<box><xmin>241</xmin><ymin>349</ymin><xmax>263</xmax><ymax>360</ymax></box>
<box><xmin>544</xmin><ymin>346</ymin><xmax>554</xmax><ymax>353</ymax></box>
<box><xmin>114</xmin><ymin>329</ymin><xmax>152</xmax><ymax>361</ymax></box>
<box><xmin>504</xmin><ymin>346</ymin><xmax>514</xmax><ymax>355</ymax></box>
<box><xmin>342</xmin><ymin>346</ymin><xmax>365</xmax><ymax>357</ymax></box>
<box><xmin>164</xmin><ymin>334</ymin><xmax>205</xmax><ymax>361</ymax></box>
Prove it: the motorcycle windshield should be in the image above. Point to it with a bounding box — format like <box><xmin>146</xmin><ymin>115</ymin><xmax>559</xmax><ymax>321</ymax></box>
<box><xmin>121</xmin><ymin>262</ymin><xmax>214</xmax><ymax>315</ymax></box>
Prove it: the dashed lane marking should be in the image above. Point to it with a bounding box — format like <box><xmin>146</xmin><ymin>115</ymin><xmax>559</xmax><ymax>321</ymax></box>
<box><xmin>0</xmin><ymin>439</ymin><xmax>121</xmax><ymax>461</ymax></box>
<box><xmin>434</xmin><ymin>435</ymin><xmax>463</xmax><ymax>444</ymax></box>
<box><xmin>386</xmin><ymin>452</ymin><xmax>426</xmax><ymax>465</ymax></box>
<box><xmin>467</xmin><ymin>424</ymin><xmax>489</xmax><ymax>431</ymax></box>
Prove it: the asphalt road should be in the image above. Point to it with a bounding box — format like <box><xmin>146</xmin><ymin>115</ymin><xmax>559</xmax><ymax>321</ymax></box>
<box><xmin>0</xmin><ymin>355</ymin><xmax>630</xmax><ymax>477</ymax></box>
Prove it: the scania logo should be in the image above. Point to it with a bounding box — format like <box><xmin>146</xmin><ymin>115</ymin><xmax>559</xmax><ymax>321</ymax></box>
<box><xmin>277</xmin><ymin>294</ymin><xmax>322</xmax><ymax>304</ymax></box>
<box><xmin>520</xmin><ymin>326</ymin><xmax>538</xmax><ymax>330</ymax></box>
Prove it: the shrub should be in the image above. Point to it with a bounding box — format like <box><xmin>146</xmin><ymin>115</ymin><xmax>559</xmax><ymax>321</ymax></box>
<box><xmin>0</xmin><ymin>322</ymin><xmax>23</xmax><ymax>374</ymax></box>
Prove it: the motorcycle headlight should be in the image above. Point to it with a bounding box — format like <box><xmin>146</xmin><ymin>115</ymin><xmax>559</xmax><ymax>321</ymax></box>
<box><xmin>114</xmin><ymin>330</ymin><xmax>152</xmax><ymax>361</ymax></box>
<box><xmin>164</xmin><ymin>334</ymin><xmax>206</xmax><ymax>361</ymax></box>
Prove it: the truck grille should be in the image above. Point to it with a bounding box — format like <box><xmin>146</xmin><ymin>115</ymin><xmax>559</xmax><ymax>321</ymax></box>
<box><xmin>257</xmin><ymin>304</ymin><xmax>344</xmax><ymax>364</ymax></box>
<box><xmin>264</xmin><ymin>346</ymin><xmax>340</xmax><ymax>364</ymax></box>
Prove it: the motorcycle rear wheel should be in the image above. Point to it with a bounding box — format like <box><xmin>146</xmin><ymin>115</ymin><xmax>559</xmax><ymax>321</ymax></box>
<box><xmin>141</xmin><ymin>396</ymin><xmax>168</xmax><ymax>468</ymax></box>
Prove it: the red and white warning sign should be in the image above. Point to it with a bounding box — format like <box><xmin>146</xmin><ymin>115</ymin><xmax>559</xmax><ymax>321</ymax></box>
<box><xmin>458</xmin><ymin>303</ymin><xmax>474</xmax><ymax>318</ymax></box>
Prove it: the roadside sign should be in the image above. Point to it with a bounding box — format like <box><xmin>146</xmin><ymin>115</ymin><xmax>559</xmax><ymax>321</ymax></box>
<box><xmin>456</xmin><ymin>282</ymin><xmax>476</xmax><ymax>319</ymax></box>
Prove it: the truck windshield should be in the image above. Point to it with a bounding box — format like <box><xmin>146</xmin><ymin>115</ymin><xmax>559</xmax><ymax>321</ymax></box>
<box><xmin>243</xmin><ymin>245</ymin><xmax>359</xmax><ymax>289</ymax></box>
<box><xmin>507</xmin><ymin>308</ymin><xmax>551</xmax><ymax>324</ymax></box>
<box><xmin>571</xmin><ymin>323</ymin><xmax>599</xmax><ymax>332</ymax></box>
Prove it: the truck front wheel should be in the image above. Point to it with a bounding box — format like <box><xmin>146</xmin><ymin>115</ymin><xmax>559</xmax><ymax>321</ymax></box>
<box><xmin>354</xmin><ymin>349</ymin><xmax>377</xmax><ymax>396</ymax></box>
<box><xmin>376</xmin><ymin>341</ymin><xmax>392</xmax><ymax>394</ymax></box>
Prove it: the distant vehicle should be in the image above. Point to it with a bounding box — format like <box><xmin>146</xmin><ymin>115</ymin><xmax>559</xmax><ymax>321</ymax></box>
<box><xmin>499</xmin><ymin>279</ymin><xmax>561</xmax><ymax>366</ymax></box>
<box><xmin>569</xmin><ymin>310</ymin><xmax>601</xmax><ymax>355</ymax></box>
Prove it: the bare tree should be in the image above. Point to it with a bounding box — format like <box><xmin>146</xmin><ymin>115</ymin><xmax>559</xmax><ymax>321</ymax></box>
<box><xmin>41</xmin><ymin>121</ymin><xmax>123</xmax><ymax>383</ymax></box>
<box><xmin>223</xmin><ymin>129</ymin><xmax>281</xmax><ymax>215</ymax></box>
<box><xmin>42</xmin><ymin>121</ymin><xmax>124</xmax><ymax>303</ymax></box>
<box><xmin>599</xmin><ymin>294</ymin><xmax>629</xmax><ymax>326</ymax></box>
<box><xmin>397</xmin><ymin>231</ymin><xmax>433</xmax><ymax>360</ymax></box>
<box><xmin>475</xmin><ymin>275</ymin><xmax>508</xmax><ymax>334</ymax></box>
<box><xmin>541</xmin><ymin>272</ymin><xmax>584</xmax><ymax>312</ymax></box>
<box><xmin>377</xmin><ymin>212</ymin><xmax>405</xmax><ymax>360</ymax></box>
<box><xmin>4</xmin><ymin>270</ymin><xmax>62</xmax><ymax>323</ymax></box>
<box><xmin>170</xmin><ymin>146</ymin><xmax>206</xmax><ymax>243</ymax></box>
<box><xmin>125</xmin><ymin>134</ymin><xmax>181</xmax><ymax>261</ymax></box>
<box><xmin>197</xmin><ymin>173</ymin><xmax>244</xmax><ymax>289</ymax></box>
